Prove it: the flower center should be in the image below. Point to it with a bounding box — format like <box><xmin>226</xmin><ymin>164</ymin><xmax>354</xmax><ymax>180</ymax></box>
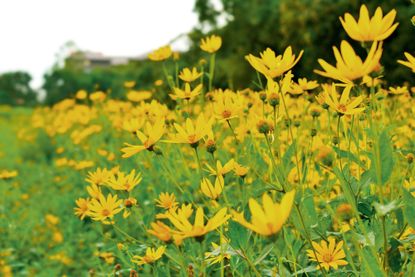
<box><xmin>337</xmin><ymin>104</ymin><xmax>347</xmax><ymax>113</ymax></box>
<box><xmin>102</xmin><ymin>209</ymin><xmax>110</xmax><ymax>217</ymax></box>
<box><xmin>322</xmin><ymin>253</ymin><xmax>333</xmax><ymax>263</ymax></box>
<box><xmin>222</xmin><ymin>110</ymin><xmax>232</xmax><ymax>119</ymax></box>
<box><xmin>188</xmin><ymin>134</ymin><xmax>197</xmax><ymax>143</ymax></box>
<box><xmin>193</xmin><ymin>226</ymin><xmax>206</xmax><ymax>236</ymax></box>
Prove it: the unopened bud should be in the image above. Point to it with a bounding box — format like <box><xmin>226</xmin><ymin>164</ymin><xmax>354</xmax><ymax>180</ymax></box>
<box><xmin>407</xmin><ymin>153</ymin><xmax>414</xmax><ymax>164</ymax></box>
<box><xmin>257</xmin><ymin>120</ymin><xmax>273</xmax><ymax>134</ymax></box>
<box><xmin>206</xmin><ymin>140</ymin><xmax>216</xmax><ymax>154</ymax></box>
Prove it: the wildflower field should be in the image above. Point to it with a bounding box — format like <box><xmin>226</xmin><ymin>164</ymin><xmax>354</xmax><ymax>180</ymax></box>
<box><xmin>2</xmin><ymin>4</ymin><xmax>415</xmax><ymax>277</ymax></box>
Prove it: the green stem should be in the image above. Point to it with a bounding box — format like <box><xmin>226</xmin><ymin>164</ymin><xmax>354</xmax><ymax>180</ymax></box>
<box><xmin>279</xmin><ymin>90</ymin><xmax>302</xmax><ymax>185</ymax></box>
<box><xmin>194</xmin><ymin>147</ymin><xmax>203</xmax><ymax>180</ymax></box>
<box><xmin>240</xmin><ymin>248</ymin><xmax>261</xmax><ymax>277</ymax></box>
<box><xmin>264</xmin><ymin>134</ymin><xmax>285</xmax><ymax>192</ymax></box>
<box><xmin>162</xmin><ymin>62</ymin><xmax>175</xmax><ymax>91</ymax></box>
<box><xmin>382</xmin><ymin>216</ymin><xmax>388</xmax><ymax>272</ymax></box>
<box><xmin>294</xmin><ymin>205</ymin><xmax>327</xmax><ymax>277</ymax></box>
<box><xmin>208</xmin><ymin>53</ymin><xmax>216</xmax><ymax>92</ymax></box>
<box><xmin>226</xmin><ymin>119</ymin><xmax>239</xmax><ymax>145</ymax></box>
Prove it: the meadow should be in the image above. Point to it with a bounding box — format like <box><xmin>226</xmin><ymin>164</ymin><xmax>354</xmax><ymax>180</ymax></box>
<box><xmin>1</xmin><ymin>4</ymin><xmax>415</xmax><ymax>276</ymax></box>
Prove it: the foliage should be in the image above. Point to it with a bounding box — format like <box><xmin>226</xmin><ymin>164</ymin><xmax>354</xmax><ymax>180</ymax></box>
<box><xmin>0</xmin><ymin>71</ymin><xmax>37</xmax><ymax>106</ymax></box>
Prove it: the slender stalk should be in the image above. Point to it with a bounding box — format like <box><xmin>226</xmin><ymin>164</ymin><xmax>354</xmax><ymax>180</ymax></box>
<box><xmin>194</xmin><ymin>147</ymin><xmax>203</xmax><ymax>180</ymax></box>
<box><xmin>240</xmin><ymin>248</ymin><xmax>261</xmax><ymax>277</ymax></box>
<box><xmin>256</xmin><ymin>71</ymin><xmax>264</xmax><ymax>90</ymax></box>
<box><xmin>162</xmin><ymin>62</ymin><xmax>175</xmax><ymax>90</ymax></box>
<box><xmin>294</xmin><ymin>205</ymin><xmax>327</xmax><ymax>277</ymax></box>
<box><xmin>264</xmin><ymin>133</ymin><xmax>286</xmax><ymax>192</ymax></box>
<box><xmin>226</xmin><ymin>119</ymin><xmax>239</xmax><ymax>145</ymax></box>
<box><xmin>279</xmin><ymin>90</ymin><xmax>302</xmax><ymax>185</ymax></box>
<box><xmin>208</xmin><ymin>53</ymin><xmax>216</xmax><ymax>92</ymax></box>
<box><xmin>382</xmin><ymin>216</ymin><xmax>388</xmax><ymax>272</ymax></box>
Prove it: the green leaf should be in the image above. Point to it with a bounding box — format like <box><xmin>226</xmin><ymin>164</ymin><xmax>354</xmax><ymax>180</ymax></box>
<box><xmin>373</xmin><ymin>200</ymin><xmax>401</xmax><ymax>217</ymax></box>
<box><xmin>360</xmin><ymin>247</ymin><xmax>386</xmax><ymax>277</ymax></box>
<box><xmin>254</xmin><ymin>244</ymin><xmax>273</xmax><ymax>265</ymax></box>
<box><xmin>388</xmin><ymin>238</ymin><xmax>403</xmax><ymax>273</ymax></box>
<box><xmin>281</xmin><ymin>142</ymin><xmax>295</xmax><ymax>175</ymax></box>
<box><xmin>333</xmin><ymin>146</ymin><xmax>365</xmax><ymax>168</ymax></box>
<box><xmin>300</xmin><ymin>189</ymin><xmax>318</xmax><ymax>228</ymax></box>
<box><xmin>369</xmin><ymin>130</ymin><xmax>394</xmax><ymax>186</ymax></box>
<box><xmin>403</xmin><ymin>189</ymin><xmax>415</xmax><ymax>229</ymax></box>
<box><xmin>228</xmin><ymin>220</ymin><xmax>250</xmax><ymax>250</ymax></box>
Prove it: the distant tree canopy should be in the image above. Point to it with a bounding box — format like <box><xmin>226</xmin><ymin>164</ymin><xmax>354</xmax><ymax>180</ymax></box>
<box><xmin>0</xmin><ymin>71</ymin><xmax>37</xmax><ymax>106</ymax></box>
<box><xmin>42</xmin><ymin>52</ymin><xmax>165</xmax><ymax>105</ymax></box>
<box><xmin>190</xmin><ymin>0</ymin><xmax>415</xmax><ymax>89</ymax></box>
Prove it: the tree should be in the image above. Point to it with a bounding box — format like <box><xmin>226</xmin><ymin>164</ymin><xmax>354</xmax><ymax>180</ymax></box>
<box><xmin>190</xmin><ymin>0</ymin><xmax>415</xmax><ymax>88</ymax></box>
<box><xmin>0</xmin><ymin>71</ymin><xmax>37</xmax><ymax>106</ymax></box>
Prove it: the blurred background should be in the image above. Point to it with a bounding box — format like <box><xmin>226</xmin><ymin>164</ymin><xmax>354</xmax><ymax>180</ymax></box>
<box><xmin>0</xmin><ymin>0</ymin><xmax>414</xmax><ymax>106</ymax></box>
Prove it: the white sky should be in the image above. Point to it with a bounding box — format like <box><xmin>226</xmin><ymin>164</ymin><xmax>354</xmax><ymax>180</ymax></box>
<box><xmin>0</xmin><ymin>0</ymin><xmax>199</xmax><ymax>88</ymax></box>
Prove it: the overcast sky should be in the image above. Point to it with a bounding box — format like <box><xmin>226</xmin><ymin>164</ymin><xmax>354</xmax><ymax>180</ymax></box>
<box><xmin>0</xmin><ymin>0</ymin><xmax>200</xmax><ymax>88</ymax></box>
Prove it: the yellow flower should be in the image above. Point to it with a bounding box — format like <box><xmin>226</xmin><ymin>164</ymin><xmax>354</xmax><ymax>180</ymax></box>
<box><xmin>169</xmin><ymin>83</ymin><xmax>203</xmax><ymax>101</ymax></box>
<box><xmin>147</xmin><ymin>221</ymin><xmax>172</xmax><ymax>242</ymax></box>
<box><xmin>123</xmin><ymin>117</ymin><xmax>145</xmax><ymax>134</ymax></box>
<box><xmin>106</xmin><ymin>169</ymin><xmax>142</xmax><ymax>192</ymax></box>
<box><xmin>306</xmin><ymin>237</ymin><xmax>348</xmax><ymax>271</ymax></box>
<box><xmin>323</xmin><ymin>84</ymin><xmax>365</xmax><ymax>115</ymax></box>
<box><xmin>148</xmin><ymin>45</ymin><xmax>172</xmax><ymax>61</ymax></box>
<box><xmin>290</xmin><ymin>77</ymin><xmax>319</xmax><ymax>95</ymax></box>
<box><xmin>126</xmin><ymin>90</ymin><xmax>152</xmax><ymax>102</ymax></box>
<box><xmin>89</xmin><ymin>91</ymin><xmax>106</xmax><ymax>102</ymax></box>
<box><xmin>98</xmin><ymin>252</ymin><xmax>115</xmax><ymax>265</ymax></box>
<box><xmin>398</xmin><ymin>52</ymin><xmax>415</xmax><ymax>73</ymax></box>
<box><xmin>340</xmin><ymin>4</ymin><xmax>398</xmax><ymax>42</ymax></box>
<box><xmin>74</xmin><ymin>198</ymin><xmax>90</xmax><ymax>220</ymax></box>
<box><xmin>52</xmin><ymin>231</ymin><xmax>63</xmax><ymax>244</ymax></box>
<box><xmin>85</xmin><ymin>168</ymin><xmax>112</xmax><ymax>186</ymax></box>
<box><xmin>233</xmin><ymin>163</ymin><xmax>249</xmax><ymax>177</ymax></box>
<box><xmin>156</xmin><ymin>203</ymin><xmax>193</xmax><ymax>220</ymax></box>
<box><xmin>45</xmin><ymin>214</ymin><xmax>59</xmax><ymax>225</ymax></box>
<box><xmin>166</xmin><ymin>206</ymin><xmax>231</xmax><ymax>239</ymax></box>
<box><xmin>179</xmin><ymin>67</ymin><xmax>202</xmax><ymax>82</ymax></box>
<box><xmin>212</xmin><ymin>91</ymin><xmax>243</xmax><ymax>121</ymax></box>
<box><xmin>362</xmin><ymin>75</ymin><xmax>382</xmax><ymax>87</ymax></box>
<box><xmin>200</xmin><ymin>175</ymin><xmax>224</xmax><ymax>200</ymax></box>
<box><xmin>232</xmin><ymin>190</ymin><xmax>295</xmax><ymax>236</ymax></box>
<box><xmin>124</xmin><ymin>81</ymin><xmax>136</xmax><ymax>88</ymax></box>
<box><xmin>87</xmin><ymin>194</ymin><xmax>123</xmax><ymax>222</ymax></box>
<box><xmin>315</xmin><ymin>40</ymin><xmax>383</xmax><ymax>83</ymax></box>
<box><xmin>131</xmin><ymin>246</ymin><xmax>166</xmax><ymax>265</ymax></box>
<box><xmin>155</xmin><ymin>192</ymin><xmax>178</xmax><ymax>210</ymax></box>
<box><xmin>204</xmin><ymin>159</ymin><xmax>235</xmax><ymax>176</ymax></box>
<box><xmin>121</xmin><ymin>120</ymin><xmax>165</xmax><ymax>158</ymax></box>
<box><xmin>86</xmin><ymin>183</ymin><xmax>102</xmax><ymax>199</ymax></box>
<box><xmin>169</xmin><ymin>113</ymin><xmax>213</xmax><ymax>146</ymax></box>
<box><xmin>0</xmin><ymin>170</ymin><xmax>18</xmax><ymax>179</ymax></box>
<box><xmin>298</xmin><ymin>78</ymin><xmax>319</xmax><ymax>90</ymax></box>
<box><xmin>75</xmin><ymin>89</ymin><xmax>87</xmax><ymax>100</ymax></box>
<box><xmin>200</xmin><ymin>35</ymin><xmax>222</xmax><ymax>53</ymax></box>
<box><xmin>389</xmin><ymin>86</ymin><xmax>409</xmax><ymax>95</ymax></box>
<box><xmin>205</xmin><ymin>241</ymin><xmax>232</xmax><ymax>265</ymax></box>
<box><xmin>246</xmin><ymin>47</ymin><xmax>303</xmax><ymax>79</ymax></box>
<box><xmin>154</xmin><ymin>79</ymin><xmax>164</xmax><ymax>86</ymax></box>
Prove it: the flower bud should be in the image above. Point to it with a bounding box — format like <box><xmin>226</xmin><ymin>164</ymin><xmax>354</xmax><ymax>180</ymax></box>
<box><xmin>257</xmin><ymin>120</ymin><xmax>273</xmax><ymax>134</ymax></box>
